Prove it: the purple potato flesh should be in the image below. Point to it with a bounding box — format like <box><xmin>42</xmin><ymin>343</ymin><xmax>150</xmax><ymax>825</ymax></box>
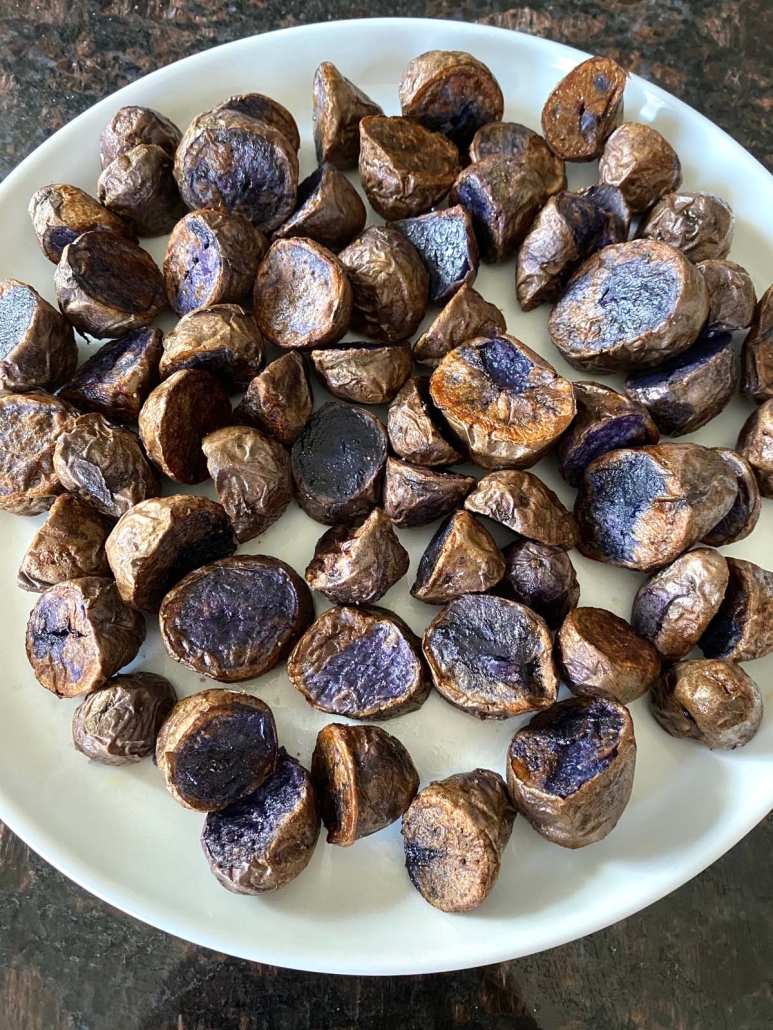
<box><xmin>507</xmin><ymin>696</ymin><xmax>636</xmax><ymax>848</ymax></box>
<box><xmin>392</xmin><ymin>205</ymin><xmax>478</xmax><ymax>304</ymax></box>
<box><xmin>557</xmin><ymin>381</ymin><xmax>659</xmax><ymax>487</ymax></box>
<box><xmin>411</xmin><ymin>510</ymin><xmax>505</xmax><ymax>605</ymax></box>
<box><xmin>575</xmin><ymin>444</ymin><xmax>736</xmax><ymax>572</ymax></box>
<box><xmin>291</xmin><ymin>402</ymin><xmax>388</xmax><ymax>525</ymax></box>
<box><xmin>383</xmin><ymin>458</ymin><xmax>476</xmax><ymax>528</ymax></box>
<box><xmin>57</xmin><ymin>326</ymin><xmax>163</xmax><ymax>424</ymax></box>
<box><xmin>288</xmin><ymin>605</ymin><xmax>429</xmax><ymax>720</ymax></box>
<box><xmin>631</xmin><ymin>547</ymin><xmax>729</xmax><ymax>662</ymax></box>
<box><xmin>422</xmin><ymin>594</ymin><xmax>559</xmax><ymax>718</ymax></box>
<box><xmin>501</xmin><ymin>540</ymin><xmax>580</xmax><ymax>629</ymax></box>
<box><xmin>651</xmin><ymin>659</ymin><xmax>763</xmax><ymax>750</ymax></box>
<box><xmin>201</xmin><ymin>749</ymin><xmax>320</xmax><ymax>894</ymax></box>
<box><xmin>624</xmin><ymin>332</ymin><xmax>738</xmax><ymax>437</ymax></box>
<box><xmin>156</xmin><ymin>689</ymin><xmax>278</xmax><ymax>811</ymax></box>
<box><xmin>159</xmin><ymin>555</ymin><xmax>314</xmax><ymax>682</ymax></box>
<box><xmin>699</xmin><ymin>557</ymin><xmax>773</xmax><ymax>662</ymax></box>
<box><xmin>164</xmin><ymin>209</ymin><xmax>267</xmax><ymax>316</ymax></box>
<box><xmin>702</xmin><ymin>449</ymin><xmax>761</xmax><ymax>546</ymax></box>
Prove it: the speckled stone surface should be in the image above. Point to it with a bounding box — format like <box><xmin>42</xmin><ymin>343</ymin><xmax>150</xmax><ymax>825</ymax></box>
<box><xmin>0</xmin><ymin>2</ymin><xmax>772</xmax><ymax>1028</ymax></box>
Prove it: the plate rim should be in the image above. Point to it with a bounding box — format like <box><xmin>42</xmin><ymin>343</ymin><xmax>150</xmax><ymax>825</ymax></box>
<box><xmin>1</xmin><ymin>16</ymin><xmax>772</xmax><ymax>976</ymax></box>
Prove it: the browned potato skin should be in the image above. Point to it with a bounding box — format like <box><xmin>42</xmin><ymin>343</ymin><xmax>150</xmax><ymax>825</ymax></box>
<box><xmin>741</xmin><ymin>285</ymin><xmax>773</xmax><ymax>404</ymax></box>
<box><xmin>305</xmin><ymin>508</ymin><xmax>409</xmax><ymax>606</ymax></box>
<box><xmin>105</xmin><ymin>494</ymin><xmax>236</xmax><ymax>612</ymax></box>
<box><xmin>138</xmin><ymin>369</ymin><xmax>232</xmax><ymax>485</ymax></box>
<box><xmin>702</xmin><ymin>448</ymin><xmax>761</xmax><ymax>546</ymax></box>
<box><xmin>468</xmin><ymin>122</ymin><xmax>566</xmax><ymax>196</ymax></box>
<box><xmin>358</xmin><ymin>115</ymin><xmax>460</xmax><ymax>221</ymax></box>
<box><xmin>159</xmin><ymin>304</ymin><xmax>265</xmax><ymax>393</ymax></box>
<box><xmin>398</xmin><ymin>50</ymin><xmax>504</xmax><ymax>151</ymax></box>
<box><xmin>548</xmin><ymin>239</ymin><xmax>710</xmax><ymax>372</ymax></box>
<box><xmin>576</xmin><ymin>444</ymin><xmax>737</xmax><ymax>572</ymax></box>
<box><xmin>100</xmin><ymin>106</ymin><xmax>181</xmax><ymax>168</ymax></box>
<box><xmin>387</xmin><ymin>377</ymin><xmax>463</xmax><ymax>467</ymax></box>
<box><xmin>516</xmin><ymin>185</ymin><xmax>630</xmax><ymax>312</ymax></box>
<box><xmin>451</xmin><ymin>156</ymin><xmax>547</xmax><ymax>263</ymax></box>
<box><xmin>202</xmin><ymin>425</ymin><xmax>293</xmax><ymax>544</ymax></box>
<box><xmin>413</xmin><ymin>283</ymin><xmax>504</xmax><ymax>367</ymax></box>
<box><xmin>28</xmin><ymin>184</ymin><xmax>137</xmax><ymax>263</ymax></box>
<box><xmin>312</xmin><ymin>723</ymin><xmax>419</xmax><ymax>846</ymax></box>
<box><xmin>631</xmin><ymin>548</ymin><xmax>729</xmax><ymax>663</ymax></box>
<box><xmin>25</xmin><ymin>577</ymin><xmax>145</xmax><ymax>698</ymax></box>
<box><xmin>696</xmin><ymin>259</ymin><xmax>756</xmax><ymax>333</ymax></box>
<box><xmin>313</xmin><ymin>61</ymin><xmax>384</xmax><ymax>169</ymax></box>
<box><xmin>97</xmin><ymin>144</ymin><xmax>186</xmax><ymax>237</ymax></box>
<box><xmin>253</xmin><ymin>237</ymin><xmax>352</xmax><ymax>351</ymax></box>
<box><xmin>54</xmin><ymin>231</ymin><xmax>167</xmax><ymax>339</ymax></box>
<box><xmin>164</xmin><ymin>209</ymin><xmax>267</xmax><ymax>316</ymax></box>
<box><xmin>288</xmin><ymin>605</ymin><xmax>430</xmax><ymax>720</ymax></box>
<box><xmin>411</xmin><ymin>510</ymin><xmax>505</xmax><ymax>605</ymax></box>
<box><xmin>501</xmin><ymin>540</ymin><xmax>580</xmax><ymax>630</ymax></box>
<box><xmin>638</xmin><ymin>192</ymin><xmax>734</xmax><ymax>262</ymax></box>
<box><xmin>699</xmin><ymin>557</ymin><xmax>773</xmax><ymax>663</ymax></box>
<box><xmin>18</xmin><ymin>494</ymin><xmax>112</xmax><ymax>592</ymax></box>
<box><xmin>233</xmin><ymin>352</ymin><xmax>312</xmax><ymax>446</ymax></box>
<box><xmin>274</xmin><ymin>163</ymin><xmax>366</xmax><ymax>252</ymax></box>
<box><xmin>0</xmin><ymin>389</ymin><xmax>72</xmax><ymax>516</ymax></box>
<box><xmin>651</xmin><ymin>659</ymin><xmax>763</xmax><ymax>750</ymax></box>
<box><xmin>556</xmin><ymin>607</ymin><xmax>661</xmax><ymax>704</ymax></box>
<box><xmin>155</xmin><ymin>689</ymin><xmax>278</xmax><ymax>811</ymax></box>
<box><xmin>402</xmin><ymin>769</ymin><xmax>515</xmax><ymax>913</ymax></box>
<box><xmin>541</xmin><ymin>56</ymin><xmax>627</xmax><ymax>161</ymax></box>
<box><xmin>464</xmin><ymin>470</ymin><xmax>577</xmax><ymax>549</ymax></box>
<box><xmin>72</xmin><ymin>672</ymin><xmax>177</xmax><ymax>765</ymax></box>
<box><xmin>339</xmin><ymin>227</ymin><xmax>429</xmax><ymax>343</ymax></box>
<box><xmin>58</xmin><ymin>327</ymin><xmax>163</xmax><ymax>425</ymax></box>
<box><xmin>311</xmin><ymin>343</ymin><xmax>412</xmax><ymax>405</ymax></box>
<box><xmin>737</xmin><ymin>398</ymin><xmax>773</xmax><ymax>496</ymax></box>
<box><xmin>383</xmin><ymin>458</ymin><xmax>476</xmax><ymax>529</ymax></box>
<box><xmin>53</xmin><ymin>412</ymin><xmax>160</xmax><ymax>520</ymax></box>
<box><xmin>429</xmin><ymin>334</ymin><xmax>576</xmax><ymax>470</ymax></box>
<box><xmin>507</xmin><ymin>697</ymin><xmax>636</xmax><ymax>849</ymax></box>
<box><xmin>598</xmin><ymin>122</ymin><xmax>682</xmax><ymax>213</ymax></box>
<box><xmin>0</xmin><ymin>279</ymin><xmax>77</xmax><ymax>392</ymax></box>
<box><xmin>212</xmin><ymin>93</ymin><xmax>301</xmax><ymax>152</ymax></box>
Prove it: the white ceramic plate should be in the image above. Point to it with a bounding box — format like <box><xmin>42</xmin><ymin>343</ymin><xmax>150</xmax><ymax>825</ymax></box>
<box><xmin>1</xmin><ymin>17</ymin><xmax>772</xmax><ymax>976</ymax></box>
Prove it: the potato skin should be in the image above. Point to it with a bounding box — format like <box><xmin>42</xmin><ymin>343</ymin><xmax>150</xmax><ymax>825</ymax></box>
<box><xmin>100</xmin><ymin>105</ymin><xmax>181</xmax><ymax>168</ymax></box>
<box><xmin>358</xmin><ymin>115</ymin><xmax>460</xmax><ymax>221</ymax></box>
<box><xmin>387</xmin><ymin>376</ymin><xmax>463</xmax><ymax>468</ymax></box>
<box><xmin>234</xmin><ymin>352</ymin><xmax>312</xmax><ymax>446</ymax></box>
<box><xmin>468</xmin><ymin>121</ymin><xmax>566</xmax><ymax>196</ymax></box>
<box><xmin>651</xmin><ymin>660</ymin><xmax>763</xmax><ymax>750</ymax></box>
<box><xmin>310</xmin><ymin>343</ymin><xmax>412</xmax><ymax>405</ymax></box>
<box><xmin>699</xmin><ymin>557</ymin><xmax>773</xmax><ymax>663</ymax></box>
<box><xmin>159</xmin><ymin>304</ymin><xmax>265</xmax><ymax>393</ymax></box>
<box><xmin>72</xmin><ymin>672</ymin><xmax>177</xmax><ymax>765</ymax></box>
<box><xmin>402</xmin><ymin>769</ymin><xmax>515</xmax><ymax>912</ymax></box>
<box><xmin>631</xmin><ymin>548</ymin><xmax>729</xmax><ymax>662</ymax></box>
<box><xmin>638</xmin><ymin>191</ymin><xmax>734</xmax><ymax>262</ymax></box>
<box><xmin>413</xmin><ymin>283</ymin><xmax>504</xmax><ymax>367</ymax></box>
<box><xmin>697</xmin><ymin>259</ymin><xmax>756</xmax><ymax>334</ymax></box>
<box><xmin>213</xmin><ymin>93</ymin><xmax>300</xmax><ymax>151</ymax></box>
<box><xmin>0</xmin><ymin>389</ymin><xmax>72</xmax><ymax>516</ymax></box>
<box><xmin>548</xmin><ymin>239</ymin><xmax>710</xmax><ymax>372</ymax></box>
<box><xmin>598</xmin><ymin>122</ymin><xmax>682</xmax><ymax>213</ymax></box>
<box><xmin>501</xmin><ymin>540</ymin><xmax>580</xmax><ymax>630</ymax></box>
<box><xmin>97</xmin><ymin>143</ymin><xmax>186</xmax><ymax>237</ymax></box>
<box><xmin>313</xmin><ymin>61</ymin><xmax>383</xmax><ymax>169</ymax></box>
<box><xmin>702</xmin><ymin>448</ymin><xmax>761</xmax><ymax>547</ymax></box>
<box><xmin>737</xmin><ymin>398</ymin><xmax>773</xmax><ymax>497</ymax></box>
<box><xmin>541</xmin><ymin>56</ymin><xmax>627</xmax><ymax>161</ymax></box>
<box><xmin>507</xmin><ymin>697</ymin><xmax>636</xmax><ymax>849</ymax></box>
<box><xmin>274</xmin><ymin>163</ymin><xmax>366</xmax><ymax>252</ymax></box>
<box><xmin>398</xmin><ymin>50</ymin><xmax>504</xmax><ymax>151</ymax></box>
<box><xmin>0</xmin><ymin>278</ymin><xmax>77</xmax><ymax>392</ymax></box>
<box><xmin>464</xmin><ymin>470</ymin><xmax>578</xmax><ymax>549</ymax></box>
<box><xmin>382</xmin><ymin>458</ymin><xmax>475</xmax><ymax>529</ymax></box>
<box><xmin>741</xmin><ymin>285</ymin><xmax>773</xmax><ymax>404</ymax></box>
<box><xmin>19</xmin><ymin>494</ymin><xmax>112</xmax><ymax>592</ymax></box>
<box><xmin>28</xmin><ymin>184</ymin><xmax>136</xmax><ymax>263</ymax></box>
<box><xmin>411</xmin><ymin>510</ymin><xmax>505</xmax><ymax>605</ymax></box>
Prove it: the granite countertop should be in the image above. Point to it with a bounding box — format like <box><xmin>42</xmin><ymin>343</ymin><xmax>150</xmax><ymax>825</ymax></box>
<box><xmin>1</xmin><ymin>2</ymin><xmax>772</xmax><ymax>1028</ymax></box>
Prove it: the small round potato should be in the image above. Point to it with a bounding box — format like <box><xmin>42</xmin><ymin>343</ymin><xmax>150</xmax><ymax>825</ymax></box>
<box><xmin>598</xmin><ymin>122</ymin><xmax>682</xmax><ymax>212</ymax></box>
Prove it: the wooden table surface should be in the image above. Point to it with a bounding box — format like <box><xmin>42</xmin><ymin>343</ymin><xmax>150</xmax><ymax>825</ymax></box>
<box><xmin>1</xmin><ymin>2</ymin><xmax>771</xmax><ymax>1027</ymax></box>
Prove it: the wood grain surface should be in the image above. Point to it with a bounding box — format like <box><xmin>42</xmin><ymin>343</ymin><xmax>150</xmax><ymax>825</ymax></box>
<box><xmin>0</xmin><ymin>2</ymin><xmax>771</xmax><ymax>1027</ymax></box>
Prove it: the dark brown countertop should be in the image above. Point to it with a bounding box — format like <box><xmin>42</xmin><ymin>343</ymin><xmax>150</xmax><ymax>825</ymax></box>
<box><xmin>1</xmin><ymin>2</ymin><xmax>772</xmax><ymax>1028</ymax></box>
